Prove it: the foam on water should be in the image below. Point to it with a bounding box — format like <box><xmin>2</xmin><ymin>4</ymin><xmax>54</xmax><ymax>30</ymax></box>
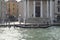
<box><xmin>0</xmin><ymin>26</ymin><xmax>60</xmax><ymax>40</ymax></box>
<box><xmin>0</xmin><ymin>27</ymin><xmax>29</xmax><ymax>40</ymax></box>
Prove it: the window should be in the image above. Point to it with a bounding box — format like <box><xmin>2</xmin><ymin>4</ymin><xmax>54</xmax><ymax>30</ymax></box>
<box><xmin>13</xmin><ymin>4</ymin><xmax>15</xmax><ymax>6</ymax></box>
<box><xmin>57</xmin><ymin>0</ymin><xmax>60</xmax><ymax>12</ymax></box>
<box><xmin>58</xmin><ymin>7</ymin><xmax>60</xmax><ymax>12</ymax></box>
<box><xmin>58</xmin><ymin>0</ymin><xmax>60</xmax><ymax>5</ymax></box>
<box><xmin>8</xmin><ymin>8</ymin><xmax>10</xmax><ymax>12</ymax></box>
<box><xmin>13</xmin><ymin>7</ymin><xmax>14</xmax><ymax>10</ymax></box>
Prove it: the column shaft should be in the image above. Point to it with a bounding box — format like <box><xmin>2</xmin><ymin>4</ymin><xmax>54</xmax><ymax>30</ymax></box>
<box><xmin>24</xmin><ymin>0</ymin><xmax>26</xmax><ymax>22</ymax></box>
<box><xmin>50</xmin><ymin>0</ymin><xmax>54</xmax><ymax>23</ymax></box>
<box><xmin>47</xmin><ymin>1</ymin><xmax>49</xmax><ymax>18</ymax></box>
<box><xmin>24</xmin><ymin>0</ymin><xmax>26</xmax><ymax>18</ymax></box>
<box><xmin>27</xmin><ymin>0</ymin><xmax>29</xmax><ymax>18</ymax></box>
<box><xmin>41</xmin><ymin>0</ymin><xmax>43</xmax><ymax>18</ymax></box>
<box><xmin>33</xmin><ymin>1</ymin><xmax>35</xmax><ymax>17</ymax></box>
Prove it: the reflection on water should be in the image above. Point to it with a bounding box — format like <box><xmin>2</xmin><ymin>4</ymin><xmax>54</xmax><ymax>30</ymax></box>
<box><xmin>0</xmin><ymin>26</ymin><xmax>60</xmax><ymax>40</ymax></box>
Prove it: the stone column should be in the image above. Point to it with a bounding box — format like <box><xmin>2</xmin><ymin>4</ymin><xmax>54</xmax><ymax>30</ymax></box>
<box><xmin>50</xmin><ymin>0</ymin><xmax>54</xmax><ymax>24</ymax></box>
<box><xmin>41</xmin><ymin>0</ymin><xmax>43</xmax><ymax>18</ymax></box>
<box><xmin>47</xmin><ymin>0</ymin><xmax>49</xmax><ymax>18</ymax></box>
<box><xmin>27</xmin><ymin>0</ymin><xmax>29</xmax><ymax>18</ymax></box>
<box><xmin>33</xmin><ymin>1</ymin><xmax>35</xmax><ymax>17</ymax></box>
<box><xmin>23</xmin><ymin>0</ymin><xmax>26</xmax><ymax>22</ymax></box>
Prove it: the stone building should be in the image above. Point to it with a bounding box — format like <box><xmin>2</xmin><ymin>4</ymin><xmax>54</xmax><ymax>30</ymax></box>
<box><xmin>54</xmin><ymin>0</ymin><xmax>60</xmax><ymax>22</ymax></box>
<box><xmin>6</xmin><ymin>0</ymin><xmax>18</xmax><ymax>18</ymax></box>
<box><xmin>0</xmin><ymin>0</ymin><xmax>7</xmax><ymax>22</ymax></box>
<box><xmin>0</xmin><ymin>0</ymin><xmax>60</xmax><ymax>23</ymax></box>
<box><xmin>17</xmin><ymin>0</ymin><xmax>55</xmax><ymax>23</ymax></box>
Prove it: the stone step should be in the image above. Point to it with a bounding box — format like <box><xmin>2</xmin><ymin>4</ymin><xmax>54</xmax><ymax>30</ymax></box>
<box><xmin>25</xmin><ymin>18</ymin><xmax>50</xmax><ymax>23</ymax></box>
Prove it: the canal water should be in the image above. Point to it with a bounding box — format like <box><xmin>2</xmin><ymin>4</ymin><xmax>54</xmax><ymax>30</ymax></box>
<box><xmin>0</xmin><ymin>26</ymin><xmax>60</xmax><ymax>40</ymax></box>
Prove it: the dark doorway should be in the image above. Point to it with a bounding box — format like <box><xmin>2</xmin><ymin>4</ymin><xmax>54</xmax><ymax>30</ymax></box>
<box><xmin>57</xmin><ymin>15</ymin><xmax>60</xmax><ymax>22</ymax></box>
<box><xmin>35</xmin><ymin>6</ymin><xmax>40</xmax><ymax>17</ymax></box>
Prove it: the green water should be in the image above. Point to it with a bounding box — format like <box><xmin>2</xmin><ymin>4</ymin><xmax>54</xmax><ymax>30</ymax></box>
<box><xmin>0</xmin><ymin>26</ymin><xmax>60</xmax><ymax>40</ymax></box>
